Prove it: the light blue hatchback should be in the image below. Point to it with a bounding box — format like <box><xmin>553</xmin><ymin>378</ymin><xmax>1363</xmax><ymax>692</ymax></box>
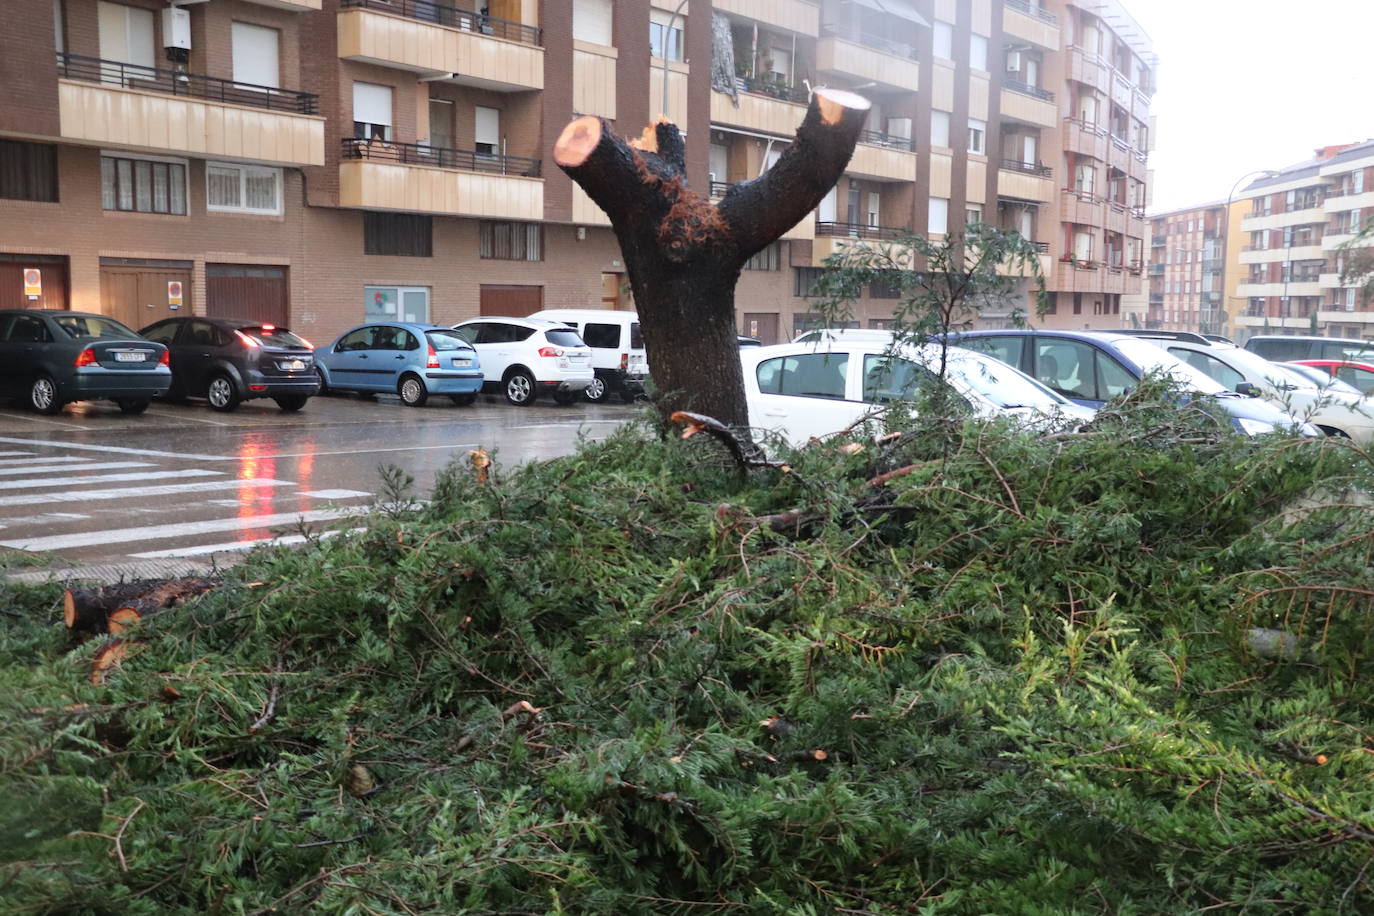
<box><xmin>315</xmin><ymin>323</ymin><xmax>483</xmax><ymax>407</ymax></box>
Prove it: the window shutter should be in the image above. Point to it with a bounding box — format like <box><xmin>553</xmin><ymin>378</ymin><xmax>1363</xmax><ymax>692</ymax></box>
<box><xmin>232</xmin><ymin>22</ymin><xmax>279</xmax><ymax>88</ymax></box>
<box><xmin>353</xmin><ymin>83</ymin><xmax>393</xmax><ymax>129</ymax></box>
<box><xmin>573</xmin><ymin>0</ymin><xmax>613</xmax><ymax>45</ymax></box>
<box><xmin>475</xmin><ymin>107</ymin><xmax>500</xmax><ymax>152</ymax></box>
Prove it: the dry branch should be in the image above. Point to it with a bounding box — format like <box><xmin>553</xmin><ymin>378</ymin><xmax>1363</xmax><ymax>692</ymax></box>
<box><xmin>65</xmin><ymin>577</ymin><xmax>217</xmax><ymax>636</ymax></box>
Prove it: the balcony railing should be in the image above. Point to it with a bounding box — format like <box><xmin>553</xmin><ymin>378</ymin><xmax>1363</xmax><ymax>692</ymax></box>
<box><xmin>57</xmin><ymin>52</ymin><xmax>318</xmax><ymax>114</ymax></box>
<box><xmin>856</xmin><ymin>129</ymin><xmax>914</xmax><ymax>152</ymax></box>
<box><xmin>710</xmin><ymin>180</ymin><xmax>734</xmax><ymax>197</ymax></box>
<box><xmin>816</xmin><ymin>221</ymin><xmax>908</xmax><ymax>240</ymax></box>
<box><xmin>1148</xmin><ymin>263</ymin><xmax>1164</xmax><ymax>275</ymax></box>
<box><xmin>339</xmin><ymin>0</ymin><xmax>541</xmax><ymax>45</ymax></box>
<box><xmin>1149</xmin><ymin>293</ymin><xmax>1164</xmax><ymax>305</ymax></box>
<box><xmin>820</xmin><ymin>24</ymin><xmax>917</xmax><ymax>60</ymax></box>
<box><xmin>1031</xmin><ymin>241</ymin><xmax>1050</xmax><ymax>253</ymax></box>
<box><xmin>340</xmin><ymin>137</ymin><xmax>541</xmax><ymax>177</ymax></box>
<box><xmin>1003</xmin><ymin>0</ymin><xmax>1058</xmax><ymax>24</ymax></box>
<box><xmin>736</xmin><ymin>75</ymin><xmax>809</xmax><ymax>103</ymax></box>
<box><xmin>1001</xmin><ymin>159</ymin><xmax>1053</xmax><ymax>178</ymax></box>
<box><xmin>1003</xmin><ymin>79</ymin><xmax>1054</xmax><ymax>102</ymax></box>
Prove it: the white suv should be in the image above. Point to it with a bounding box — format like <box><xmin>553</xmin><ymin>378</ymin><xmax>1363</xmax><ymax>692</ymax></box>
<box><xmin>451</xmin><ymin>317</ymin><xmax>594</xmax><ymax>406</ymax></box>
<box><xmin>529</xmin><ymin>308</ymin><xmax>648</xmax><ymax>403</ymax></box>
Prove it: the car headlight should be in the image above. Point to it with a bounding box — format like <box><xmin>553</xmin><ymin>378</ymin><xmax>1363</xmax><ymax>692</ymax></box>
<box><xmin>1234</xmin><ymin>417</ymin><xmax>1276</xmax><ymax>436</ymax></box>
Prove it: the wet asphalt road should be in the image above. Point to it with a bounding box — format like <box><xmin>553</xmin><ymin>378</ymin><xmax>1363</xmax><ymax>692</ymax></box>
<box><xmin>0</xmin><ymin>390</ymin><xmax>638</xmax><ymax>580</ymax></box>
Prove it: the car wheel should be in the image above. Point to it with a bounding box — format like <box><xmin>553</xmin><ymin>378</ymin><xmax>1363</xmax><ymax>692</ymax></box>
<box><xmin>398</xmin><ymin>374</ymin><xmax>429</xmax><ymax>407</ymax></box>
<box><xmin>552</xmin><ymin>389</ymin><xmax>579</xmax><ymax>406</ymax></box>
<box><xmin>206</xmin><ymin>372</ymin><xmax>241</xmax><ymax>412</ymax></box>
<box><xmin>314</xmin><ymin>367</ymin><xmax>330</xmax><ymax>396</ymax></box>
<box><xmin>583</xmin><ymin>376</ymin><xmax>607</xmax><ymax>402</ymax></box>
<box><xmin>504</xmin><ymin>369</ymin><xmax>536</xmax><ymax>406</ymax></box>
<box><xmin>28</xmin><ymin>375</ymin><xmax>61</xmax><ymax>415</ymax></box>
<box><xmin>116</xmin><ymin>398</ymin><xmax>151</xmax><ymax>415</ymax></box>
<box><xmin>275</xmin><ymin>395</ymin><xmax>309</xmax><ymax>412</ymax></box>
<box><xmin>449</xmin><ymin>393</ymin><xmax>478</xmax><ymax>406</ymax></box>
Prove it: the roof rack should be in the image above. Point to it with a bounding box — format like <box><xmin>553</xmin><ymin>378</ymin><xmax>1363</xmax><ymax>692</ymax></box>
<box><xmin>1114</xmin><ymin>329</ymin><xmax>1215</xmax><ymax>345</ymax></box>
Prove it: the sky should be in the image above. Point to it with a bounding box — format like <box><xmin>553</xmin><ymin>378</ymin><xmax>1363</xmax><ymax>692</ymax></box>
<box><xmin>1134</xmin><ymin>0</ymin><xmax>1374</xmax><ymax>213</ymax></box>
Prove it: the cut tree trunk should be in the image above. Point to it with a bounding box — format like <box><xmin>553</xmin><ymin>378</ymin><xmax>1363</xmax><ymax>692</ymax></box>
<box><xmin>554</xmin><ymin>89</ymin><xmax>871</xmax><ymax>427</ymax></box>
<box><xmin>64</xmin><ymin>577</ymin><xmax>217</xmax><ymax>636</ymax></box>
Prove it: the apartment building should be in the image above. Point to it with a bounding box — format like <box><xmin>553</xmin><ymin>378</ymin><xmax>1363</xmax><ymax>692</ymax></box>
<box><xmin>0</xmin><ymin>0</ymin><xmax>1156</xmax><ymax>345</ymax></box>
<box><xmin>1144</xmin><ymin>202</ymin><xmax>1225</xmax><ymax>334</ymax></box>
<box><xmin>1231</xmin><ymin>140</ymin><xmax>1374</xmax><ymax>343</ymax></box>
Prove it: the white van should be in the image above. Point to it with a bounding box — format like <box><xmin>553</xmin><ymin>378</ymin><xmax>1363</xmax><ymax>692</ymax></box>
<box><xmin>529</xmin><ymin>309</ymin><xmax>648</xmax><ymax>403</ymax></box>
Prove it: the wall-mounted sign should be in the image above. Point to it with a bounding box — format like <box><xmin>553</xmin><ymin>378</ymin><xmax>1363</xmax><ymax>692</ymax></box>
<box><xmin>168</xmin><ymin>281</ymin><xmax>184</xmax><ymax>307</ymax></box>
<box><xmin>23</xmin><ymin>268</ymin><xmax>41</xmax><ymax>299</ymax></box>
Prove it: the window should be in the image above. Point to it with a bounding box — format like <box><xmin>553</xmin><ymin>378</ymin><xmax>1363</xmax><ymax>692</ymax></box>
<box><xmin>475</xmin><ymin>107</ymin><xmax>500</xmax><ymax>156</ymax></box>
<box><xmin>965</xmin><ymin>205</ymin><xmax>982</xmax><ymax>226</ymax></box>
<box><xmin>1168</xmin><ymin>348</ymin><xmax>1244</xmax><ymax>389</ymax></box>
<box><xmin>960</xmin><ymin>334</ymin><xmax>1025</xmax><ymax>368</ymax></box>
<box><xmin>933</xmin><ymin>21</ymin><xmax>954</xmax><ymax>59</ymax></box>
<box><xmin>930</xmin><ymin>110</ymin><xmax>951</xmax><ymax>148</ymax></box>
<box><xmin>967</xmin><ymin>118</ymin><xmax>986</xmax><ymax>155</ymax></box>
<box><xmin>1355</xmin><ymin>170</ymin><xmax>1366</xmax><ymax>195</ymax></box>
<box><xmin>929</xmin><ymin>197</ymin><xmax>949</xmax><ymax>234</ymax></box>
<box><xmin>869</xmin><ymin>272</ymin><xmax>903</xmax><ymax>299</ymax></box>
<box><xmin>573</xmin><ymin>0</ymin><xmax>612</xmax><ymax>45</ymax></box>
<box><xmin>353</xmin><ymin>82</ymin><xmax>393</xmax><ymax>141</ymax></box>
<box><xmin>755</xmin><ymin>353</ymin><xmax>849</xmax><ymax>399</ymax></box>
<box><xmin>365</xmin><ymin>286</ymin><xmax>430</xmax><ymax>323</ymax></box>
<box><xmin>649</xmin><ymin>9</ymin><xmax>684</xmax><ymax>61</ymax></box>
<box><xmin>231</xmin><ymin>22</ymin><xmax>279</xmax><ymax>88</ymax></box>
<box><xmin>101</xmin><ymin>155</ymin><xmax>186</xmax><ymax>214</ymax></box>
<box><xmin>207</xmin><ymin>162</ymin><xmax>281</xmax><ymax>215</ymax></box>
<box><xmin>0</xmin><ymin>140</ymin><xmax>57</xmax><ymax>202</ymax></box>
<box><xmin>363</xmin><ymin>213</ymin><xmax>433</xmax><ymax>257</ymax></box>
<box><xmin>745</xmin><ymin>242</ymin><xmax>781</xmax><ymax>271</ymax></box>
<box><xmin>4</xmin><ymin>315</ymin><xmax>51</xmax><ymax>343</ymax></box>
<box><xmin>794</xmin><ymin>267</ymin><xmax>825</xmax><ymax>297</ymax></box>
<box><xmin>580</xmin><ymin>323</ymin><xmax>621</xmax><ymax>348</ymax></box>
<box><xmin>1074</xmin><ymin>163</ymin><xmax>1096</xmax><ymax>195</ymax></box>
<box><xmin>97</xmin><ymin>1</ymin><xmax>154</xmax><ymax>75</ymax></box>
<box><xmin>480</xmin><ymin>221</ymin><xmax>542</xmax><ymax>260</ymax></box>
<box><xmin>863</xmin><ymin>354</ymin><xmax>943</xmax><ymax>403</ymax></box>
<box><xmin>1035</xmin><ymin>340</ymin><xmax>1133</xmax><ymax>401</ymax></box>
<box><xmin>970</xmin><ymin>34</ymin><xmax>989</xmax><ymax>70</ymax></box>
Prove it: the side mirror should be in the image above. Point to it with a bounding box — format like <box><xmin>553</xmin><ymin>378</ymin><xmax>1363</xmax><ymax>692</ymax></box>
<box><xmin>1235</xmin><ymin>381</ymin><xmax>1261</xmax><ymax>397</ymax></box>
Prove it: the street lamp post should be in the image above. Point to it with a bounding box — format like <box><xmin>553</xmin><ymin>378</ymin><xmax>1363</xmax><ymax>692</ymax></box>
<box><xmin>1222</xmin><ymin>168</ymin><xmax>1281</xmax><ymax>340</ymax></box>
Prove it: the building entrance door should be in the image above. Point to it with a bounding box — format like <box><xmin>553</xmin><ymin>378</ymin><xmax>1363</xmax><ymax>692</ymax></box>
<box><xmin>99</xmin><ymin>260</ymin><xmax>192</xmax><ymax>328</ymax></box>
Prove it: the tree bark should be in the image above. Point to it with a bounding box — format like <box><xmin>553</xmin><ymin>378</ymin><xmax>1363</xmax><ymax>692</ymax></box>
<box><xmin>554</xmin><ymin>89</ymin><xmax>870</xmax><ymax>426</ymax></box>
<box><xmin>64</xmin><ymin>577</ymin><xmax>216</xmax><ymax>635</ymax></box>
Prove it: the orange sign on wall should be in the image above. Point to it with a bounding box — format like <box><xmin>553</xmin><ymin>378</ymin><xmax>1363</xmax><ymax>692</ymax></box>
<box><xmin>168</xmin><ymin>281</ymin><xmax>184</xmax><ymax>307</ymax></box>
<box><xmin>23</xmin><ymin>268</ymin><xmax>41</xmax><ymax>298</ymax></box>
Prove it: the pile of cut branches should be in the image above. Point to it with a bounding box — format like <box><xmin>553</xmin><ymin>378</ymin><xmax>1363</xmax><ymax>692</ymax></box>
<box><xmin>2</xmin><ymin>379</ymin><xmax>1373</xmax><ymax>914</ymax></box>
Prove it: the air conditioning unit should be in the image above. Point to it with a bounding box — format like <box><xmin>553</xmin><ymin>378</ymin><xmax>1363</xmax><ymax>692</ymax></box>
<box><xmin>1006</xmin><ymin>50</ymin><xmax>1023</xmax><ymax>72</ymax></box>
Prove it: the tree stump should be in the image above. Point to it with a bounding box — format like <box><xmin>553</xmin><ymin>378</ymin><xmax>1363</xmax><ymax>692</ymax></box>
<box><xmin>554</xmin><ymin>88</ymin><xmax>871</xmax><ymax>426</ymax></box>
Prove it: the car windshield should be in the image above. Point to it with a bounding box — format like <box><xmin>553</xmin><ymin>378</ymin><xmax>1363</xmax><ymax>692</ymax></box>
<box><xmin>1111</xmin><ymin>338</ymin><xmax>1229</xmax><ymax>394</ymax></box>
<box><xmin>1263</xmin><ymin>362</ymin><xmax>1322</xmax><ymax>392</ymax></box>
<box><xmin>54</xmin><ymin>315</ymin><xmax>140</xmax><ymax>340</ymax></box>
<box><xmin>1283</xmin><ymin>363</ymin><xmax>1365</xmax><ymax>396</ymax></box>
<box><xmin>1215</xmin><ymin>346</ymin><xmax>1318</xmax><ymax>390</ymax></box>
<box><xmin>239</xmin><ymin>325</ymin><xmax>310</xmax><ymax>348</ymax></box>
<box><xmin>545</xmin><ymin>328</ymin><xmax>586</xmax><ymax>347</ymax></box>
<box><xmin>425</xmin><ymin>330</ymin><xmax>470</xmax><ymax>351</ymax></box>
<box><xmin>944</xmin><ymin>348</ymin><xmax>1066</xmax><ymax>409</ymax></box>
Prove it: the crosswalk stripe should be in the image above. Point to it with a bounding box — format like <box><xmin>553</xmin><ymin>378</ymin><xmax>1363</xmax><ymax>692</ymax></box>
<box><xmin>0</xmin><ymin>456</ymin><xmax>96</xmax><ymax>467</ymax></box>
<box><xmin>131</xmin><ymin>527</ymin><xmax>365</xmax><ymax>559</ymax></box>
<box><xmin>0</xmin><ymin>469</ymin><xmax>222</xmax><ymax>492</ymax></box>
<box><xmin>0</xmin><ymin>506</ymin><xmax>368</xmax><ymax>552</ymax></box>
<box><xmin>0</xmin><ymin>461</ymin><xmax>152</xmax><ymax>477</ymax></box>
<box><xmin>0</xmin><ymin>477</ymin><xmax>290</xmax><ymax>508</ymax></box>
<box><xmin>0</xmin><ymin>451</ymin><xmax>35</xmax><ymax>457</ymax></box>
<box><xmin>0</xmin><ymin>436</ymin><xmax>233</xmax><ymax>462</ymax></box>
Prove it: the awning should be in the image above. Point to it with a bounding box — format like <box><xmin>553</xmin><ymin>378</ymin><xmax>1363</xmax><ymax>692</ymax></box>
<box><xmin>849</xmin><ymin>0</ymin><xmax>931</xmax><ymax>27</ymax></box>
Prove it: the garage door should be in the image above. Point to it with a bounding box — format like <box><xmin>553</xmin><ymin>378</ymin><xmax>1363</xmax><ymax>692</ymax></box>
<box><xmin>479</xmin><ymin>284</ymin><xmax>543</xmax><ymax>317</ymax></box>
<box><xmin>207</xmin><ymin>264</ymin><xmax>288</xmax><ymax>326</ymax></box>
<box><xmin>0</xmin><ymin>254</ymin><xmax>68</xmax><ymax>310</ymax></box>
<box><xmin>100</xmin><ymin>259</ymin><xmax>193</xmax><ymax>329</ymax></box>
<box><xmin>742</xmin><ymin>312</ymin><xmax>780</xmax><ymax>345</ymax></box>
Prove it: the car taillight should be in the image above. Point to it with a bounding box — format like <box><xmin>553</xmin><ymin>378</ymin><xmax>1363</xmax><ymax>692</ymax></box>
<box><xmin>234</xmin><ymin>330</ymin><xmax>261</xmax><ymax>349</ymax></box>
<box><xmin>537</xmin><ymin>346</ymin><xmax>565</xmax><ymax>358</ymax></box>
<box><xmin>74</xmin><ymin>348</ymin><xmax>97</xmax><ymax>367</ymax></box>
<box><xmin>427</xmin><ymin>343</ymin><xmax>440</xmax><ymax>369</ymax></box>
<box><xmin>158</xmin><ymin>349</ymin><xmax>170</xmax><ymax>366</ymax></box>
<box><xmin>620</xmin><ymin>352</ymin><xmax>629</xmax><ymax>370</ymax></box>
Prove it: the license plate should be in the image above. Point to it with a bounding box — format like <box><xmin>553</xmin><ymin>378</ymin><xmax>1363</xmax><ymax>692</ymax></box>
<box><xmin>114</xmin><ymin>352</ymin><xmax>144</xmax><ymax>362</ymax></box>
<box><xmin>452</xmin><ymin>358</ymin><xmax>472</xmax><ymax>367</ymax></box>
<box><xmin>281</xmin><ymin>359</ymin><xmax>306</xmax><ymax>371</ymax></box>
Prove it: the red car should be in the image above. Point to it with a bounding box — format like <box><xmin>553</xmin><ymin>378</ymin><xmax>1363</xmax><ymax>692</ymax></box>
<box><xmin>1290</xmin><ymin>360</ymin><xmax>1374</xmax><ymax>395</ymax></box>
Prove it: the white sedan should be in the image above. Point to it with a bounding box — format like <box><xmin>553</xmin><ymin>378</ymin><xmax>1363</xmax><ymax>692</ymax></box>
<box><xmin>741</xmin><ymin>339</ymin><xmax>1094</xmax><ymax>449</ymax></box>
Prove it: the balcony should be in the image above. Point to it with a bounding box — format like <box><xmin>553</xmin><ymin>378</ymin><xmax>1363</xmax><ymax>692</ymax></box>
<box><xmin>338</xmin><ymin>138</ymin><xmax>542</xmax><ymax>219</ymax></box>
<box><xmin>707</xmin><ymin>181</ymin><xmax>812</xmax><ymax>240</ymax></box>
<box><xmin>812</xmin><ymin>221</ymin><xmax>908</xmax><ymax>262</ymax></box>
<box><xmin>1063</xmin><ymin>118</ymin><xmax>1108</xmax><ymax>160</ymax></box>
<box><xmin>996</xmin><ymin>161</ymin><xmax>1054</xmax><ymax>203</ymax></box>
<box><xmin>337</xmin><ymin>0</ymin><xmax>543</xmax><ymax>92</ymax></box>
<box><xmin>711</xmin><ymin>77</ymin><xmax>808</xmax><ymax>135</ymax></box>
<box><xmin>1241</xmin><ymin>208</ymin><xmax>1327</xmax><ymax>233</ymax></box>
<box><xmin>1000</xmin><ymin>86</ymin><xmax>1056</xmax><ymax>128</ymax></box>
<box><xmin>1148</xmin><ymin>263</ymin><xmax>1163</xmax><ymax>276</ymax></box>
<box><xmin>241</xmin><ymin>0</ymin><xmax>321</xmax><ymax>8</ymax></box>
<box><xmin>56</xmin><ymin>53</ymin><xmax>323</xmax><ymax>166</ymax></box>
<box><xmin>1239</xmin><ymin>244</ymin><xmax>1325</xmax><ymax>264</ymax></box>
<box><xmin>1060</xmin><ymin>188</ymin><xmax>1103</xmax><ymax>226</ymax></box>
<box><xmin>848</xmin><ymin>130</ymin><xmax>916</xmax><ymax>182</ymax></box>
<box><xmin>1002</xmin><ymin>0</ymin><xmax>1058</xmax><ymax>50</ymax></box>
<box><xmin>713</xmin><ymin>0</ymin><xmax>820</xmax><ymax>36</ymax></box>
<box><xmin>817</xmin><ymin>26</ymin><xmax>919</xmax><ymax>91</ymax></box>
<box><xmin>1324</xmin><ymin>189</ymin><xmax>1374</xmax><ymax>212</ymax></box>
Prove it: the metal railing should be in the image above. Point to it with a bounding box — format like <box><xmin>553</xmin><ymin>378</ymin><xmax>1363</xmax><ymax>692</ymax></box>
<box><xmin>820</xmin><ymin>24</ymin><xmax>917</xmax><ymax>60</ymax></box>
<box><xmin>1031</xmin><ymin>241</ymin><xmax>1050</xmax><ymax>253</ymax></box>
<box><xmin>340</xmin><ymin>137</ymin><xmax>541</xmax><ymax>177</ymax></box>
<box><xmin>1000</xmin><ymin>159</ymin><xmax>1052</xmax><ymax>178</ymax></box>
<box><xmin>1003</xmin><ymin>79</ymin><xmax>1054</xmax><ymax>102</ymax></box>
<box><xmin>737</xmin><ymin>75</ymin><xmax>809</xmax><ymax>103</ymax></box>
<box><xmin>1148</xmin><ymin>263</ymin><xmax>1164</xmax><ymax>275</ymax></box>
<box><xmin>710</xmin><ymin>180</ymin><xmax>734</xmax><ymax>198</ymax></box>
<box><xmin>1064</xmin><ymin>117</ymin><xmax>1107</xmax><ymax>138</ymax></box>
<box><xmin>856</xmin><ymin>129</ymin><xmax>915</xmax><ymax>152</ymax></box>
<box><xmin>1003</xmin><ymin>0</ymin><xmax>1058</xmax><ymax>24</ymax></box>
<box><xmin>339</xmin><ymin>0</ymin><xmax>541</xmax><ymax>46</ymax></box>
<box><xmin>56</xmin><ymin>52</ymin><xmax>318</xmax><ymax>114</ymax></box>
<box><xmin>815</xmin><ymin>221</ymin><xmax>907</xmax><ymax>240</ymax></box>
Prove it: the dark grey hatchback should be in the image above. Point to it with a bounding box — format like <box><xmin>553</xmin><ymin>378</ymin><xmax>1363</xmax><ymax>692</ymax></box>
<box><xmin>0</xmin><ymin>309</ymin><xmax>170</xmax><ymax>415</ymax></box>
<box><xmin>139</xmin><ymin>317</ymin><xmax>318</xmax><ymax>412</ymax></box>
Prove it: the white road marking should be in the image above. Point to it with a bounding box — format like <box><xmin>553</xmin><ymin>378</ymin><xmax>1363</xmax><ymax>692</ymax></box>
<box><xmin>0</xmin><ymin>506</ymin><xmax>367</xmax><ymax>552</ymax></box>
<box><xmin>301</xmin><ymin>489</ymin><xmax>372</xmax><ymax>499</ymax></box>
<box><xmin>0</xmin><ymin>437</ymin><xmax>233</xmax><ymax>462</ymax></box>
<box><xmin>0</xmin><ymin>413</ymin><xmax>95</xmax><ymax>431</ymax></box>
<box><xmin>503</xmin><ymin>421</ymin><xmax>627</xmax><ymax>429</ymax></box>
<box><xmin>0</xmin><ymin>469</ymin><xmax>222</xmax><ymax>491</ymax></box>
<box><xmin>0</xmin><ymin>451</ymin><xmax>34</xmax><ymax>457</ymax></box>
<box><xmin>131</xmin><ymin>527</ymin><xmax>365</xmax><ymax>559</ymax></box>
<box><xmin>0</xmin><ymin>456</ymin><xmax>95</xmax><ymax>466</ymax></box>
<box><xmin>256</xmin><ymin>443</ymin><xmax>479</xmax><ymax>459</ymax></box>
<box><xmin>0</xmin><ymin>477</ymin><xmax>288</xmax><ymax>508</ymax></box>
<box><xmin>0</xmin><ymin>461</ymin><xmax>153</xmax><ymax>477</ymax></box>
<box><xmin>144</xmin><ymin>408</ymin><xmax>232</xmax><ymax>426</ymax></box>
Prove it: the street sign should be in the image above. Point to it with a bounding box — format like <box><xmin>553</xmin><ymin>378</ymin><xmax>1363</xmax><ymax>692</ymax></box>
<box><xmin>23</xmin><ymin>268</ymin><xmax>41</xmax><ymax>299</ymax></box>
<box><xmin>168</xmin><ymin>281</ymin><xmax>184</xmax><ymax>307</ymax></box>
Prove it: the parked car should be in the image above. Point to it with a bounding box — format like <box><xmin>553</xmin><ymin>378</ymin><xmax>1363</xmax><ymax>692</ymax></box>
<box><xmin>1284</xmin><ymin>361</ymin><xmax>1371</xmax><ymax>395</ymax></box>
<box><xmin>1289</xmin><ymin>359</ymin><xmax>1374</xmax><ymax>395</ymax></box>
<box><xmin>451</xmin><ymin>317</ymin><xmax>594</xmax><ymax>405</ymax></box>
<box><xmin>0</xmin><ymin>309</ymin><xmax>170</xmax><ymax>415</ymax></box>
<box><xmin>1128</xmin><ymin>333</ymin><xmax>1374</xmax><ymax>442</ymax></box>
<box><xmin>529</xmin><ymin>308</ymin><xmax>647</xmax><ymax>403</ymax></box>
<box><xmin>792</xmin><ymin>327</ymin><xmax>897</xmax><ymax>345</ymax></box>
<box><xmin>737</xmin><ymin>336</ymin><xmax>765</xmax><ymax>348</ymax></box>
<box><xmin>315</xmin><ymin>323</ymin><xmax>483</xmax><ymax>406</ymax></box>
<box><xmin>140</xmin><ymin>317</ymin><xmax>317</xmax><ymax>412</ymax></box>
<box><xmin>741</xmin><ymin>338</ymin><xmax>1094</xmax><ymax>449</ymax></box>
<box><xmin>1244</xmin><ymin>334</ymin><xmax>1374</xmax><ymax>363</ymax></box>
<box><xmin>953</xmin><ymin>329</ymin><xmax>1317</xmax><ymax>437</ymax></box>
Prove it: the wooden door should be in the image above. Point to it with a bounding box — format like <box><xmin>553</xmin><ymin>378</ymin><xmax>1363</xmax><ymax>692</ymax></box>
<box><xmin>100</xmin><ymin>265</ymin><xmax>191</xmax><ymax>329</ymax></box>
<box><xmin>0</xmin><ymin>256</ymin><xmax>68</xmax><ymax>309</ymax></box>
<box><xmin>742</xmin><ymin>312</ymin><xmax>779</xmax><ymax>345</ymax></box>
<box><xmin>207</xmin><ymin>264</ymin><xmax>288</xmax><ymax>326</ymax></box>
<box><xmin>479</xmin><ymin>284</ymin><xmax>543</xmax><ymax>317</ymax></box>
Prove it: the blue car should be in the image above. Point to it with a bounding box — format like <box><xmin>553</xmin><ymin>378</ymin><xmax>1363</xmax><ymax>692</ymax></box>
<box><xmin>315</xmin><ymin>323</ymin><xmax>483</xmax><ymax>407</ymax></box>
<box><xmin>952</xmin><ymin>329</ymin><xmax>1316</xmax><ymax>436</ymax></box>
